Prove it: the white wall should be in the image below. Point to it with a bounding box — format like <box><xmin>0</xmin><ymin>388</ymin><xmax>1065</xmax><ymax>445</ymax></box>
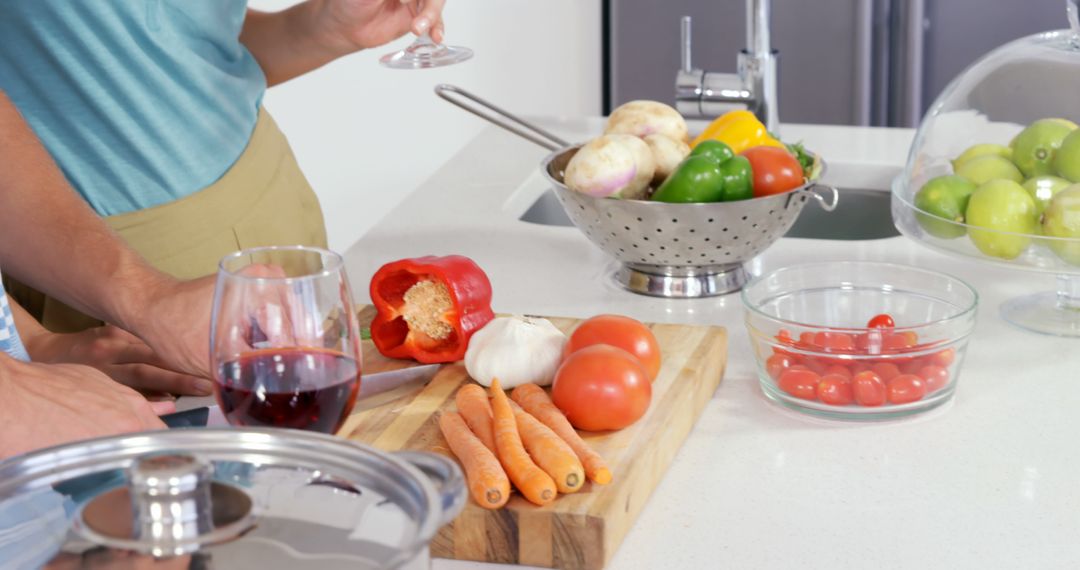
<box><xmin>249</xmin><ymin>0</ymin><xmax>602</xmax><ymax>251</ymax></box>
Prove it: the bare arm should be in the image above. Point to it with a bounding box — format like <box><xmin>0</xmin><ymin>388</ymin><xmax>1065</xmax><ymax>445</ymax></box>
<box><xmin>0</xmin><ymin>91</ymin><xmax>213</xmax><ymax>380</ymax></box>
<box><xmin>240</xmin><ymin>0</ymin><xmax>446</xmax><ymax>86</ymax></box>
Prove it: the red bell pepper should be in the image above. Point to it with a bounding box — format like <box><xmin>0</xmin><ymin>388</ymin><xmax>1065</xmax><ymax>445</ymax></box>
<box><xmin>369</xmin><ymin>255</ymin><xmax>494</xmax><ymax>363</ymax></box>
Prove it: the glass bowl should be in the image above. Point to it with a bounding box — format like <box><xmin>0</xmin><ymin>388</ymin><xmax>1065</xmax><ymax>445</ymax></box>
<box><xmin>742</xmin><ymin>262</ymin><xmax>978</xmax><ymax>420</ymax></box>
<box><xmin>892</xmin><ymin>3</ymin><xmax>1080</xmax><ymax>336</ymax></box>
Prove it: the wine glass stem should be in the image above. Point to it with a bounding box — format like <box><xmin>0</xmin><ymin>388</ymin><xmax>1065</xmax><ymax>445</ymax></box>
<box><xmin>1056</xmin><ymin>274</ymin><xmax>1080</xmax><ymax>311</ymax></box>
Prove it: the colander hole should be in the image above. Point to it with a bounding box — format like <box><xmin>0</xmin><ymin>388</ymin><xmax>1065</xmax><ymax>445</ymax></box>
<box><xmin>704</xmin><ymin>237</ymin><xmax>711</xmax><ymax>242</ymax></box>
<box><xmin>769</xmin><ymin>209</ymin><xmax>774</xmax><ymax>214</ymax></box>
<box><xmin>673</xmin><ymin>238</ymin><xmax>679</xmax><ymax>242</ymax></box>
<box><xmin>801</xmin><ymin>196</ymin><xmax>807</xmax><ymax>203</ymax></box>
<box><xmin>636</xmin><ymin>217</ymin><xmax>643</xmax><ymax>222</ymax></box>
<box><xmin>733</xmin><ymin>236</ymin><xmax>739</xmax><ymax>240</ymax></box>
<box><xmin>722</xmin><ymin>227</ymin><xmax>728</xmax><ymax>232</ymax></box>
<box><xmin>725</xmin><ymin>252</ymin><xmax>731</xmax><ymax>256</ymax></box>
<box><xmin>649</xmin><ymin>253</ymin><xmax>655</xmax><ymax>257</ymax></box>
<box><xmin>708</xmin><ymin>218</ymin><xmax>715</xmax><ymax>223</ymax></box>
<box><xmin>690</xmin><ymin>228</ymin><xmax>696</xmax><ymax>233</ymax></box>
<box><xmin>674</xmin><ymin>254</ymin><xmax>680</xmax><ymax>258</ymax></box>
<box><xmin>580</xmin><ymin>205</ymin><xmax>585</xmax><ymax>210</ymax></box>
<box><xmin>619</xmin><ymin>248</ymin><xmax>625</xmax><ymax>252</ymax></box>
<box><xmin>752</xmin><ymin>223</ymin><xmax>758</xmax><ymax>228</ymax></box>
<box><xmin>741</xmin><ymin>216</ymin><xmax>747</xmax><ymax>221</ymax></box>
<box><xmin>610</xmin><ymin>232</ymin><xmax>616</xmax><ymax>237</ymax></box>
<box><xmin>640</xmin><ymin>257</ymin><xmax>647</xmax><ymax>262</ymax></box>
<box><xmin>660</xmin><ymin>246</ymin><xmax>666</xmax><ymax>250</ymax></box>
<box><xmin>632</xmin><ymin>244</ymin><xmax>638</xmax><ymax>248</ymax></box>
<box><xmin>715</xmin><ymin>245</ymin><xmax>722</xmax><ymax>249</ymax></box>
<box><xmin>671</xmin><ymin>218</ymin><xmax>678</xmax><ymax>223</ymax></box>
<box><xmin>624</xmin><ymin>226</ymin><xmax>630</xmax><ymax>230</ymax></box>
<box><xmin>700</xmin><ymin>253</ymin><xmax>706</xmax><ymax>258</ymax></box>
<box><xmin>656</xmin><ymin>228</ymin><xmax>663</xmax><ymax>233</ymax></box>
<box><xmin>607</xmin><ymin>212</ymin><xmax>613</xmax><ymax>218</ymax></box>
<box><xmin>643</xmin><ymin>236</ymin><xmax>649</xmax><ymax>241</ymax></box>
<box><xmin>688</xmin><ymin>246</ymin><xmax>694</xmax><ymax>250</ymax></box>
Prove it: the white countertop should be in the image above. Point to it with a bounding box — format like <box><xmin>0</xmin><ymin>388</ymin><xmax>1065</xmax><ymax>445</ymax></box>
<box><xmin>344</xmin><ymin>119</ymin><xmax>1080</xmax><ymax>570</ymax></box>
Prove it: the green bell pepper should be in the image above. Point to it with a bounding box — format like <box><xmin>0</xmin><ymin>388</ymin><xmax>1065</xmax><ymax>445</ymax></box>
<box><xmin>652</xmin><ymin>141</ymin><xmax>753</xmax><ymax>203</ymax></box>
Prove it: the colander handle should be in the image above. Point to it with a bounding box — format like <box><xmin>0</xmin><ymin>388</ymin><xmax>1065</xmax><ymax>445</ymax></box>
<box><xmin>397</xmin><ymin>450</ymin><xmax>467</xmax><ymax>527</ymax></box>
<box><xmin>803</xmin><ymin>184</ymin><xmax>839</xmax><ymax>212</ymax></box>
<box><xmin>435</xmin><ymin>84</ymin><xmax>572</xmax><ymax>151</ymax></box>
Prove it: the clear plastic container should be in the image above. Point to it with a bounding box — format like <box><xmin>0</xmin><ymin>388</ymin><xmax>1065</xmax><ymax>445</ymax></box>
<box><xmin>742</xmin><ymin>262</ymin><xmax>978</xmax><ymax>420</ymax></box>
<box><xmin>891</xmin><ymin>1</ymin><xmax>1080</xmax><ymax>336</ymax></box>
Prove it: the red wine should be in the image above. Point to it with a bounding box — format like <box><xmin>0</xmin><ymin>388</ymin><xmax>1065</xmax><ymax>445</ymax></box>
<box><xmin>216</xmin><ymin>348</ymin><xmax>361</xmax><ymax>433</ymax></box>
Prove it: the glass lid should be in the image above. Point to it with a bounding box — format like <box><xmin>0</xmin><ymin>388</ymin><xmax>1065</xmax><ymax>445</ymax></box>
<box><xmin>892</xmin><ymin>0</ymin><xmax>1080</xmax><ymax>274</ymax></box>
<box><xmin>0</xmin><ymin>428</ymin><xmax>464</xmax><ymax>569</ymax></box>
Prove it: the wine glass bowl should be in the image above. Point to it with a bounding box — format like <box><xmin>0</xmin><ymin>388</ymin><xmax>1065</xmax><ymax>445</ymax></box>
<box><xmin>211</xmin><ymin>246</ymin><xmax>362</xmax><ymax>433</ymax></box>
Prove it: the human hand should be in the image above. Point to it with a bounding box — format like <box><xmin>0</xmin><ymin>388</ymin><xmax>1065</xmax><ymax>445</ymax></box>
<box><xmin>0</xmin><ymin>358</ymin><xmax>173</xmax><ymax>460</ymax></box>
<box><xmin>25</xmin><ymin>324</ymin><xmax>214</xmax><ymax>397</ymax></box>
<box><xmin>125</xmin><ymin>275</ymin><xmax>216</xmax><ymax>382</ymax></box>
<box><xmin>316</xmin><ymin>0</ymin><xmax>448</xmax><ymax>52</ymax></box>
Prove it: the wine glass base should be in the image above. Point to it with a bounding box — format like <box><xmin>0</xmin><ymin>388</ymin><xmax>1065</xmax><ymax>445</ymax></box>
<box><xmin>1000</xmin><ymin>292</ymin><xmax>1080</xmax><ymax>337</ymax></box>
<box><xmin>380</xmin><ymin>44</ymin><xmax>473</xmax><ymax>69</ymax></box>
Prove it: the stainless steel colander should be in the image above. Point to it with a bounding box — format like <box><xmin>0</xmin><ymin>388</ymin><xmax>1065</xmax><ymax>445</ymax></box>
<box><xmin>437</xmin><ymin>84</ymin><xmax>839</xmax><ymax>298</ymax></box>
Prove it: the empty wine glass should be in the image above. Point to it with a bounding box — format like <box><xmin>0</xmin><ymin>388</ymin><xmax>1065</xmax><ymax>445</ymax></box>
<box><xmin>211</xmin><ymin>246</ymin><xmax>362</xmax><ymax>433</ymax></box>
<box><xmin>380</xmin><ymin>1</ymin><xmax>472</xmax><ymax>69</ymax></box>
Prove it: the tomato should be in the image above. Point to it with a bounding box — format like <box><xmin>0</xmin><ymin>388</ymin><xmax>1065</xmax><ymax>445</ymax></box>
<box><xmin>778</xmin><ymin>369</ymin><xmax>819</xmax><ymax>400</ymax></box>
<box><xmin>884</xmin><ymin>331</ymin><xmax>919</xmax><ymax>352</ymax></box>
<box><xmin>848</xmin><ymin>361</ymin><xmax>871</xmax><ymax>375</ymax></box>
<box><xmin>814</xmin><ymin>332</ymin><xmax>856</xmax><ymax>353</ymax></box>
<box><xmin>741</xmin><ymin>146</ymin><xmax>805</xmax><ymax>197</ymax></box>
<box><xmin>887</xmin><ymin>374</ymin><xmax>927</xmax><ymax>404</ymax></box>
<box><xmin>776</xmin><ymin>329</ymin><xmax>794</xmax><ymax>345</ymax></box>
<box><xmin>919</xmin><ymin>365</ymin><xmax>950</xmax><ymax>393</ymax></box>
<box><xmin>871</xmin><ymin>362</ymin><xmax>901</xmax><ymax>382</ymax></box>
<box><xmin>852</xmin><ymin>371</ymin><xmax>887</xmax><ymax>406</ymax></box>
<box><xmin>789</xmin><ymin>364</ymin><xmax>811</xmax><ymax>372</ymax></box>
<box><xmin>899</xmin><ymin>357</ymin><xmax>928</xmax><ymax>376</ymax></box>
<box><xmin>817</xmin><ymin>374</ymin><xmax>854</xmax><ymax>405</ymax></box>
<box><xmin>824</xmin><ymin>364</ymin><xmax>852</xmax><ymax>380</ymax></box>
<box><xmin>929</xmin><ymin>348</ymin><xmax>956</xmax><ymax>367</ymax></box>
<box><xmin>867</xmin><ymin>313</ymin><xmax>895</xmax><ymax>328</ymax></box>
<box><xmin>552</xmin><ymin>345</ymin><xmax>651</xmax><ymax>431</ymax></box>
<box><xmin>565</xmin><ymin>315</ymin><xmax>662</xmax><ymax>381</ymax></box>
<box><xmin>766</xmin><ymin>353</ymin><xmax>795</xmax><ymax>379</ymax></box>
<box><xmin>797</xmin><ymin>331</ymin><xmax>818</xmax><ymax>349</ymax></box>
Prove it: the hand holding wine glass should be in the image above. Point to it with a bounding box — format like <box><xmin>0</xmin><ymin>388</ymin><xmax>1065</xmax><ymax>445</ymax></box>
<box><xmin>211</xmin><ymin>247</ymin><xmax>362</xmax><ymax>434</ymax></box>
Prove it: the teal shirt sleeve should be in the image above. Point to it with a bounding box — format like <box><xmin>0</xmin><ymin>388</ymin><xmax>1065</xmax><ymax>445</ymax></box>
<box><xmin>0</xmin><ymin>0</ymin><xmax>267</xmax><ymax>216</ymax></box>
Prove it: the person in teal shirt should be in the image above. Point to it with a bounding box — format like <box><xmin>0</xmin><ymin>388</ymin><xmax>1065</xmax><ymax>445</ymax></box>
<box><xmin>0</xmin><ymin>0</ymin><xmax>451</xmax><ymax>331</ymax></box>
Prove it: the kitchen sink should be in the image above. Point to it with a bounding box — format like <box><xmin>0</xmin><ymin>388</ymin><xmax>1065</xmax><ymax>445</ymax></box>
<box><xmin>520</xmin><ymin>188</ymin><xmax>899</xmax><ymax>240</ymax></box>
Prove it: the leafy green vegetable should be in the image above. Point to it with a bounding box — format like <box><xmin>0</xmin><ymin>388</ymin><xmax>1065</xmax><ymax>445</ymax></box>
<box><xmin>785</xmin><ymin>141</ymin><xmax>817</xmax><ymax>178</ymax></box>
<box><xmin>361</xmin><ymin>327</ymin><xmax>371</xmax><ymax>341</ymax></box>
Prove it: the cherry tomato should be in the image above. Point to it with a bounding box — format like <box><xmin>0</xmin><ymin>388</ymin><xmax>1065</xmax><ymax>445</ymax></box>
<box><xmin>867</xmin><ymin>314</ymin><xmax>895</xmax><ymax>328</ymax></box>
<box><xmin>824</xmin><ymin>365</ymin><xmax>852</xmax><ymax>380</ymax></box>
<box><xmin>929</xmin><ymin>348</ymin><xmax>956</xmax><ymax>368</ymax></box>
<box><xmin>919</xmin><ymin>365</ymin><xmax>950</xmax><ymax>393</ymax></box>
<box><xmin>814</xmin><ymin>332</ymin><xmax>856</xmax><ymax>353</ymax></box>
<box><xmin>852</xmin><ymin>371</ymin><xmax>887</xmax><ymax>406</ymax></box>
<box><xmin>789</xmin><ymin>364</ymin><xmax>812</xmax><ymax>372</ymax></box>
<box><xmin>565</xmin><ymin>315</ymin><xmax>661</xmax><ymax>381</ymax></box>
<box><xmin>899</xmin><ymin>357</ymin><xmax>928</xmax><ymax>376</ymax></box>
<box><xmin>797</xmin><ymin>331</ymin><xmax>818</xmax><ymax>349</ymax></box>
<box><xmin>766</xmin><ymin>353</ymin><xmax>795</xmax><ymax>379</ymax></box>
<box><xmin>871</xmin><ymin>362</ymin><xmax>901</xmax><ymax>382</ymax></box>
<box><xmin>776</xmin><ymin>329</ymin><xmax>794</xmax><ymax>345</ymax></box>
<box><xmin>817</xmin><ymin>374</ymin><xmax>854</xmax><ymax>406</ymax></box>
<box><xmin>887</xmin><ymin>374</ymin><xmax>927</xmax><ymax>404</ymax></box>
<box><xmin>801</xmin><ymin>357</ymin><xmax>830</xmax><ymax>376</ymax></box>
<box><xmin>849</xmin><ymin>361</ymin><xmax>871</xmax><ymax>375</ymax></box>
<box><xmin>778</xmin><ymin>369</ymin><xmax>819</xmax><ymax>400</ymax></box>
<box><xmin>552</xmin><ymin>345</ymin><xmax>651</xmax><ymax>431</ymax></box>
<box><xmin>741</xmin><ymin>146</ymin><xmax>804</xmax><ymax>197</ymax></box>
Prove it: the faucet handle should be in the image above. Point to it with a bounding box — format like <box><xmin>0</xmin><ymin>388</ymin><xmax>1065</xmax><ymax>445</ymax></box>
<box><xmin>680</xmin><ymin>16</ymin><xmax>693</xmax><ymax>72</ymax></box>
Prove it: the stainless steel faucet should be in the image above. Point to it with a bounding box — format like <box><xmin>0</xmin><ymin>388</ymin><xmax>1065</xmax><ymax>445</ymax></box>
<box><xmin>675</xmin><ymin>0</ymin><xmax>779</xmax><ymax>131</ymax></box>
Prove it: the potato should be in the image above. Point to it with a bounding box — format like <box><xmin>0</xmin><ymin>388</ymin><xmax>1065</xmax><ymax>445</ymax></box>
<box><xmin>564</xmin><ymin>134</ymin><xmax>655</xmax><ymax>200</ymax></box>
<box><xmin>604</xmin><ymin>100</ymin><xmax>688</xmax><ymax>142</ymax></box>
<box><xmin>643</xmin><ymin>134</ymin><xmax>690</xmax><ymax>184</ymax></box>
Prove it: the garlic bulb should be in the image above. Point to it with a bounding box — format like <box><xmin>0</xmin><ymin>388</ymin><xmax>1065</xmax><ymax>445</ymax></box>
<box><xmin>464</xmin><ymin>316</ymin><xmax>567</xmax><ymax>388</ymax></box>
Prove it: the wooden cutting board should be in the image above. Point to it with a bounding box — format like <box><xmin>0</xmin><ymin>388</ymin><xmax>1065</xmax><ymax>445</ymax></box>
<box><xmin>342</xmin><ymin>308</ymin><xmax>728</xmax><ymax>570</ymax></box>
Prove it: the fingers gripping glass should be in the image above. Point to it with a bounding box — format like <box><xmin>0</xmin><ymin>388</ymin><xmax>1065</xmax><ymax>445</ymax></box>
<box><xmin>210</xmin><ymin>247</ymin><xmax>362</xmax><ymax>434</ymax></box>
<box><xmin>380</xmin><ymin>1</ymin><xmax>472</xmax><ymax>69</ymax></box>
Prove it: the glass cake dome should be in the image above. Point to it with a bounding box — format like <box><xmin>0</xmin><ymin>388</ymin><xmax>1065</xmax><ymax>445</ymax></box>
<box><xmin>892</xmin><ymin>0</ymin><xmax>1080</xmax><ymax>337</ymax></box>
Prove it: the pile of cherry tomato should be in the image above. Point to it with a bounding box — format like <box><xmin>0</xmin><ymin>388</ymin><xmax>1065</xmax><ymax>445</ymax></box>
<box><xmin>765</xmin><ymin>313</ymin><xmax>957</xmax><ymax>407</ymax></box>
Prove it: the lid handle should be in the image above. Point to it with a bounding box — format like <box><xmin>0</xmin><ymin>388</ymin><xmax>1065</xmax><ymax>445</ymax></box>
<box><xmin>396</xmin><ymin>450</ymin><xmax>466</xmax><ymax>527</ymax></box>
<box><xmin>129</xmin><ymin>453</ymin><xmax>214</xmax><ymax>546</ymax></box>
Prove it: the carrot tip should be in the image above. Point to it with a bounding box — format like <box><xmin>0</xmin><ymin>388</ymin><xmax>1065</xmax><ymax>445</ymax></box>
<box><xmin>567</xmin><ymin>473</ymin><xmax>581</xmax><ymax>488</ymax></box>
<box><xmin>486</xmin><ymin>490</ymin><xmax>503</xmax><ymax>505</ymax></box>
<box><xmin>541</xmin><ymin>489</ymin><xmax>554</xmax><ymax>501</ymax></box>
<box><xmin>593</xmin><ymin>469</ymin><xmax>613</xmax><ymax>485</ymax></box>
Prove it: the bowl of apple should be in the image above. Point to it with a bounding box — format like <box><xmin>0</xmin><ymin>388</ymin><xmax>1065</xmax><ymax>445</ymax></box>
<box><xmin>891</xmin><ymin>8</ymin><xmax>1080</xmax><ymax>337</ymax></box>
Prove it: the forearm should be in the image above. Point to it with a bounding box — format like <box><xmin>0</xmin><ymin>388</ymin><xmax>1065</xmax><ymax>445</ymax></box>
<box><xmin>0</xmin><ymin>91</ymin><xmax>175</xmax><ymax>332</ymax></box>
<box><xmin>241</xmin><ymin>0</ymin><xmax>351</xmax><ymax>87</ymax></box>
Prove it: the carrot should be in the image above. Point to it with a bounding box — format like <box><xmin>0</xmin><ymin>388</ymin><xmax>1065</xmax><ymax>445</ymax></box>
<box><xmin>455</xmin><ymin>383</ymin><xmax>497</xmax><ymax>454</ymax></box>
<box><xmin>510</xmin><ymin>400</ymin><xmax>585</xmax><ymax>494</ymax></box>
<box><xmin>511</xmin><ymin>383</ymin><xmax>613</xmax><ymax>485</ymax></box>
<box><xmin>489</xmin><ymin>378</ymin><xmax>557</xmax><ymax>506</ymax></box>
<box><xmin>438</xmin><ymin>411</ymin><xmax>510</xmax><ymax>509</ymax></box>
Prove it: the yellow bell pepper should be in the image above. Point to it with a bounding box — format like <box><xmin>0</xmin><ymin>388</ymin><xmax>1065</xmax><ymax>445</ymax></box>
<box><xmin>691</xmin><ymin>110</ymin><xmax>787</xmax><ymax>154</ymax></box>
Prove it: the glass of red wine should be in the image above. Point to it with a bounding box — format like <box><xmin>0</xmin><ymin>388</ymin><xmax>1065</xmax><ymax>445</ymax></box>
<box><xmin>211</xmin><ymin>246</ymin><xmax>362</xmax><ymax>434</ymax></box>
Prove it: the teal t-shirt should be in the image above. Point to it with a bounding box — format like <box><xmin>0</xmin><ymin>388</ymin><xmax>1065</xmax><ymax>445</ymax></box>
<box><xmin>0</xmin><ymin>0</ymin><xmax>267</xmax><ymax>216</ymax></box>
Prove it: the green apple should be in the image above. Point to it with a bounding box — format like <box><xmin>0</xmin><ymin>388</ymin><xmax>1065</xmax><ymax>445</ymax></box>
<box><xmin>1053</xmin><ymin>129</ymin><xmax>1080</xmax><ymax>182</ymax></box>
<box><xmin>1010</xmin><ymin>118</ymin><xmax>1077</xmax><ymax>177</ymax></box>
<box><xmin>955</xmin><ymin>154</ymin><xmax>1024</xmax><ymax>185</ymax></box>
<box><xmin>1023</xmin><ymin>176</ymin><xmax>1072</xmax><ymax>217</ymax></box>
<box><xmin>965</xmin><ymin>179</ymin><xmax>1038</xmax><ymax>259</ymax></box>
<box><xmin>914</xmin><ymin>175</ymin><xmax>977</xmax><ymax>239</ymax></box>
<box><xmin>951</xmin><ymin>144</ymin><xmax>1012</xmax><ymax>172</ymax></box>
<box><xmin>1042</xmin><ymin>185</ymin><xmax>1080</xmax><ymax>265</ymax></box>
